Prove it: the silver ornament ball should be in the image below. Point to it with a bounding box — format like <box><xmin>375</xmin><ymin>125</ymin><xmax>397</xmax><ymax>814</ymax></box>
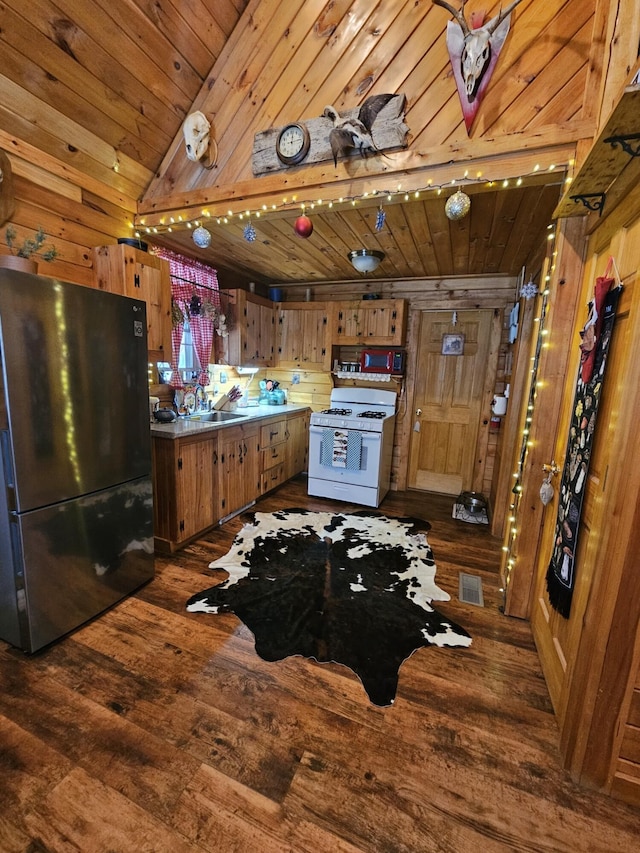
<box><xmin>445</xmin><ymin>190</ymin><xmax>471</xmax><ymax>221</ymax></box>
<box><xmin>192</xmin><ymin>226</ymin><xmax>212</xmax><ymax>248</ymax></box>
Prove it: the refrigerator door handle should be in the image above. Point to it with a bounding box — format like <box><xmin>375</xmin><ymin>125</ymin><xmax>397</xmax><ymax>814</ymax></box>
<box><xmin>0</xmin><ymin>430</ymin><xmax>16</xmax><ymax>512</ymax></box>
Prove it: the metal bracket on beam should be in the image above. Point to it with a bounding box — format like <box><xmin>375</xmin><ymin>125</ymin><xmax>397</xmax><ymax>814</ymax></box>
<box><xmin>603</xmin><ymin>132</ymin><xmax>640</xmax><ymax>159</ymax></box>
<box><xmin>570</xmin><ymin>193</ymin><xmax>606</xmax><ymax>215</ymax></box>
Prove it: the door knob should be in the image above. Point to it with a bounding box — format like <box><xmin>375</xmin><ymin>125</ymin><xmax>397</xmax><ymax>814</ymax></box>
<box><xmin>542</xmin><ymin>460</ymin><xmax>560</xmax><ymax>476</ymax></box>
<box><xmin>415</xmin><ymin>408</ymin><xmax>422</xmax><ymax>416</ymax></box>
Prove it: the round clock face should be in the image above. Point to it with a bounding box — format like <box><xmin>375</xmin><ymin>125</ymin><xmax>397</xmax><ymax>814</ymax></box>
<box><xmin>276</xmin><ymin>123</ymin><xmax>310</xmax><ymax>166</ymax></box>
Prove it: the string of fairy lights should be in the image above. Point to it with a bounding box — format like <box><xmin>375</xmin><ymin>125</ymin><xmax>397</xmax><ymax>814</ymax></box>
<box><xmin>501</xmin><ymin>223</ymin><xmax>558</xmax><ymax>604</ymax></box>
<box><xmin>133</xmin><ymin>160</ymin><xmax>571</xmax><ymax>243</ymax></box>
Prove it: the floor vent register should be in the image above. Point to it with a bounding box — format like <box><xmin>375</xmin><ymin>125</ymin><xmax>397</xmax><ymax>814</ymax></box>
<box><xmin>458</xmin><ymin>572</ymin><xmax>484</xmax><ymax>607</ymax></box>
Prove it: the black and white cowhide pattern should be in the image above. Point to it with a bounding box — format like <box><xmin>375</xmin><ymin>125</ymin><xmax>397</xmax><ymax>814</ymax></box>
<box><xmin>187</xmin><ymin>509</ymin><xmax>471</xmax><ymax>706</ymax></box>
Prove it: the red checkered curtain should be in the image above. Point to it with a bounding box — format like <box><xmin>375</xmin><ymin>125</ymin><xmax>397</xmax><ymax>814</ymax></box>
<box><xmin>153</xmin><ymin>248</ymin><xmax>220</xmax><ymax>388</ymax></box>
<box><xmin>170</xmin><ymin>323</ymin><xmax>185</xmax><ymax>388</ymax></box>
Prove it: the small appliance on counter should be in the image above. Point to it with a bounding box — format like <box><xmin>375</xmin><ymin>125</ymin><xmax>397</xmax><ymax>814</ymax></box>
<box><xmin>258</xmin><ymin>379</ymin><xmax>285</xmax><ymax>405</ymax></box>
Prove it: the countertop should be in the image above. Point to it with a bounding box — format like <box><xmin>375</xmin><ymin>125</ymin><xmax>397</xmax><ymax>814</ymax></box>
<box><xmin>150</xmin><ymin>403</ymin><xmax>310</xmax><ymax>439</ymax></box>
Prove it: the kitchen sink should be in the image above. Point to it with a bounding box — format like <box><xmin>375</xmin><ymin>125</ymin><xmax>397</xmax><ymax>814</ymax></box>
<box><xmin>187</xmin><ymin>410</ymin><xmax>246</xmax><ymax>422</ymax></box>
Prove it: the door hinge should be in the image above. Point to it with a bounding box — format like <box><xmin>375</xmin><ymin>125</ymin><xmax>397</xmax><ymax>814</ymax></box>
<box><xmin>134</xmin><ymin>273</ymin><xmax>141</xmax><ymax>289</ymax></box>
<box><xmin>179</xmin><ymin>520</ymin><xmax>184</xmax><ymax>532</ymax></box>
<box><xmin>177</xmin><ymin>457</ymin><xmax>183</xmax><ymax>470</ymax></box>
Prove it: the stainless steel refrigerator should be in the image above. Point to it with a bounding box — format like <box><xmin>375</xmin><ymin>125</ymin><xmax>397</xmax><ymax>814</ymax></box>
<box><xmin>0</xmin><ymin>269</ymin><xmax>154</xmax><ymax>652</ymax></box>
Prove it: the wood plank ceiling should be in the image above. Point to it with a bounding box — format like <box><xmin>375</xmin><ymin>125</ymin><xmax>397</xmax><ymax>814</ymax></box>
<box><xmin>147</xmin><ymin>178</ymin><xmax>564</xmax><ymax>285</ymax></box>
<box><xmin>0</xmin><ymin>0</ymin><xmax>599</xmax><ymax>288</ymax></box>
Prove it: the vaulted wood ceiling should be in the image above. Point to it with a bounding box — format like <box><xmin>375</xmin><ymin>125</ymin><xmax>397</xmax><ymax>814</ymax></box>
<box><xmin>0</xmin><ymin>0</ymin><xmax>602</xmax><ymax>289</ymax></box>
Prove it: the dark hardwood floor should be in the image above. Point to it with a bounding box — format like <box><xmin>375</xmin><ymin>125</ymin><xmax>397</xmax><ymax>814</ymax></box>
<box><xmin>1</xmin><ymin>477</ymin><xmax>639</xmax><ymax>852</ymax></box>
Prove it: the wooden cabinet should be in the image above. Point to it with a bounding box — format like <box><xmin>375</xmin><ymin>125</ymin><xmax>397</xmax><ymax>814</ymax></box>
<box><xmin>259</xmin><ymin>411</ymin><xmax>310</xmax><ymax>494</ymax></box>
<box><xmin>259</xmin><ymin>417</ymin><xmax>288</xmax><ymax>494</ymax></box>
<box><xmin>217</xmin><ymin>422</ymin><xmax>261</xmax><ymax>519</ymax></box>
<box><xmin>276</xmin><ymin>302</ymin><xmax>331</xmax><ymax>370</ymax></box>
<box><xmin>332</xmin><ymin>298</ymin><xmax>407</xmax><ymax>345</ymax></box>
<box><xmin>152</xmin><ymin>409</ymin><xmax>309</xmax><ymax>550</ymax></box>
<box><xmin>94</xmin><ymin>244</ymin><xmax>172</xmax><ymax>362</ymax></box>
<box><xmin>284</xmin><ymin>410</ymin><xmax>309</xmax><ymax>481</ymax></box>
<box><xmin>219</xmin><ymin>289</ymin><xmax>275</xmax><ymax>366</ymax></box>
<box><xmin>152</xmin><ymin>433</ymin><xmax>218</xmax><ymax>552</ymax></box>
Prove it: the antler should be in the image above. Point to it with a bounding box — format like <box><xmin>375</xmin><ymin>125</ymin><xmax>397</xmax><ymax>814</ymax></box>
<box><xmin>432</xmin><ymin>0</ymin><xmax>471</xmax><ymax>37</ymax></box>
<box><xmin>486</xmin><ymin>0</ymin><xmax>525</xmax><ymax>35</ymax></box>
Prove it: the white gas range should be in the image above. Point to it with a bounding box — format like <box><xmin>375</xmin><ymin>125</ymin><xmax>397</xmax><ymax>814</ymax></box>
<box><xmin>307</xmin><ymin>387</ymin><xmax>397</xmax><ymax>507</ymax></box>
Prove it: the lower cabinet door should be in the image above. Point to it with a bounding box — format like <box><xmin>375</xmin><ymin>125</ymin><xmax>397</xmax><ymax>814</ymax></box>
<box><xmin>176</xmin><ymin>438</ymin><xmax>217</xmax><ymax>542</ymax></box>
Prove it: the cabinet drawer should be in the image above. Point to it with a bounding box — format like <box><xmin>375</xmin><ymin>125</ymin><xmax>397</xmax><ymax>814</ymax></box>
<box><xmin>261</xmin><ymin>444</ymin><xmax>284</xmax><ymax>468</ymax></box>
<box><xmin>260</xmin><ymin>419</ymin><xmax>287</xmax><ymax>448</ymax></box>
<box><xmin>261</xmin><ymin>462</ymin><xmax>286</xmax><ymax>494</ymax></box>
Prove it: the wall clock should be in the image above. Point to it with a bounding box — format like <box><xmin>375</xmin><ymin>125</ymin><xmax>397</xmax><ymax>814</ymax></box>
<box><xmin>276</xmin><ymin>122</ymin><xmax>311</xmax><ymax>166</ymax></box>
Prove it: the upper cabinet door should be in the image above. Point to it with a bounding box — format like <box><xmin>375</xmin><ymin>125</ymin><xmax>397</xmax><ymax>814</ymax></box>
<box><xmin>276</xmin><ymin>303</ymin><xmax>331</xmax><ymax>370</ymax></box>
<box><xmin>218</xmin><ymin>290</ymin><xmax>275</xmax><ymax>367</ymax></box>
<box><xmin>332</xmin><ymin>299</ymin><xmax>407</xmax><ymax>345</ymax></box>
<box><xmin>94</xmin><ymin>244</ymin><xmax>171</xmax><ymax>362</ymax></box>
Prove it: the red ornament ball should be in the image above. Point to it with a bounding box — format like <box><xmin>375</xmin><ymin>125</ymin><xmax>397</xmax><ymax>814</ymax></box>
<box><xmin>294</xmin><ymin>215</ymin><xmax>313</xmax><ymax>238</ymax></box>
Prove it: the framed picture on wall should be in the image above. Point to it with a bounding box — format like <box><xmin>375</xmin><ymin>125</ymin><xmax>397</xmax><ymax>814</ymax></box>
<box><xmin>442</xmin><ymin>333</ymin><xmax>465</xmax><ymax>355</ymax></box>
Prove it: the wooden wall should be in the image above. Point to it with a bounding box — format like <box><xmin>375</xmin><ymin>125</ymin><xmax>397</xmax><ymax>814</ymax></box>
<box><xmin>505</xmin><ymin>65</ymin><xmax>640</xmax><ymax>799</ymax></box>
<box><xmin>0</xmin><ymin>142</ymin><xmax>133</xmax><ymax>288</ymax></box>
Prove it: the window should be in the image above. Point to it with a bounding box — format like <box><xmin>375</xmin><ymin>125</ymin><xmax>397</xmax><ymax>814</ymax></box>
<box><xmin>152</xmin><ymin>247</ymin><xmax>221</xmax><ymax>388</ymax></box>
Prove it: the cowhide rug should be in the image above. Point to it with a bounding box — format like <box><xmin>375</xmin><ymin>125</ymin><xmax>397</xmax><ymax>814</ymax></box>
<box><xmin>186</xmin><ymin>509</ymin><xmax>471</xmax><ymax>706</ymax></box>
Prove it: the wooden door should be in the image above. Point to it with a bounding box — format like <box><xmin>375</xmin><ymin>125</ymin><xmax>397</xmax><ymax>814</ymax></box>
<box><xmin>408</xmin><ymin>310</ymin><xmax>492</xmax><ymax>495</ymax></box>
<box><xmin>530</xmin><ymin>262</ymin><xmax>634</xmax><ymax>727</ymax></box>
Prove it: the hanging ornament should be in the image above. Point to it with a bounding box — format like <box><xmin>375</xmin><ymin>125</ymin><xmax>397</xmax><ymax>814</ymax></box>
<box><xmin>189</xmin><ymin>293</ymin><xmax>201</xmax><ymax>316</ymax></box>
<box><xmin>520</xmin><ymin>278</ymin><xmax>539</xmax><ymax>300</ymax></box>
<box><xmin>540</xmin><ymin>476</ymin><xmax>554</xmax><ymax>506</ymax></box>
<box><xmin>192</xmin><ymin>226</ymin><xmax>212</xmax><ymax>248</ymax></box>
<box><xmin>445</xmin><ymin>190</ymin><xmax>471</xmax><ymax>220</ymax></box>
<box><xmin>294</xmin><ymin>214</ymin><xmax>313</xmax><ymax>238</ymax></box>
<box><xmin>375</xmin><ymin>206</ymin><xmax>386</xmax><ymax>232</ymax></box>
<box><xmin>243</xmin><ymin>222</ymin><xmax>257</xmax><ymax>242</ymax></box>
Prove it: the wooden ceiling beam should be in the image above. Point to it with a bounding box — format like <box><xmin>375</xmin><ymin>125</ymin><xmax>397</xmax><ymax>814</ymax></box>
<box><xmin>135</xmin><ymin>140</ymin><xmax>576</xmax><ymax>229</ymax></box>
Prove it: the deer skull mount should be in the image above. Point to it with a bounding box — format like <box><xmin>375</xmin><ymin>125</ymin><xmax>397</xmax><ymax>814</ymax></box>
<box><xmin>433</xmin><ymin>0</ymin><xmax>524</xmax><ymax>133</ymax></box>
<box><xmin>182</xmin><ymin>111</ymin><xmax>217</xmax><ymax>169</ymax></box>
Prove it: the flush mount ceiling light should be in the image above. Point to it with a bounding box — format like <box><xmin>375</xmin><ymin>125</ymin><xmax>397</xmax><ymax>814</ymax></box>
<box><xmin>348</xmin><ymin>249</ymin><xmax>385</xmax><ymax>274</ymax></box>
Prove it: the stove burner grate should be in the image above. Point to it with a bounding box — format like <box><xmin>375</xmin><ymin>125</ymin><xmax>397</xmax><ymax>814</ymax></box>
<box><xmin>321</xmin><ymin>408</ymin><xmax>353</xmax><ymax>416</ymax></box>
<box><xmin>357</xmin><ymin>410</ymin><xmax>386</xmax><ymax>419</ymax></box>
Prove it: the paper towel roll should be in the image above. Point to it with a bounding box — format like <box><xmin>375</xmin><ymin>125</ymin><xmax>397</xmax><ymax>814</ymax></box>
<box><xmin>492</xmin><ymin>396</ymin><xmax>508</xmax><ymax>416</ymax></box>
